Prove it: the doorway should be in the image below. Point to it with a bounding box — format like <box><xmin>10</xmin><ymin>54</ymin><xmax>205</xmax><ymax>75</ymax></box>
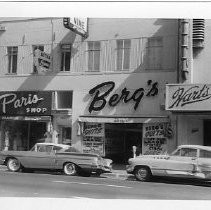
<box><xmin>204</xmin><ymin>120</ymin><xmax>211</xmax><ymax>146</ymax></box>
<box><xmin>105</xmin><ymin>123</ymin><xmax>142</xmax><ymax>164</ymax></box>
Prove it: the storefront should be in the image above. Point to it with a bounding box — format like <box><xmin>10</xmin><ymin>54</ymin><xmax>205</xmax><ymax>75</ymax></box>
<box><xmin>76</xmin><ymin>70</ymin><xmax>176</xmax><ymax>164</ymax></box>
<box><xmin>0</xmin><ymin>91</ymin><xmax>52</xmax><ymax>151</ymax></box>
<box><xmin>78</xmin><ymin>116</ymin><xmax>173</xmax><ymax>163</ymax></box>
<box><xmin>166</xmin><ymin>84</ymin><xmax>211</xmax><ymax>147</ymax></box>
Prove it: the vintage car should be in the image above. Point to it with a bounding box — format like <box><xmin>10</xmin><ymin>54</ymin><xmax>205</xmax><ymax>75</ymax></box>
<box><xmin>126</xmin><ymin>145</ymin><xmax>211</xmax><ymax>182</ymax></box>
<box><xmin>0</xmin><ymin>143</ymin><xmax>112</xmax><ymax>177</ymax></box>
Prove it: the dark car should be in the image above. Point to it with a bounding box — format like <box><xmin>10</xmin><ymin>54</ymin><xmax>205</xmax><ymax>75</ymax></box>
<box><xmin>0</xmin><ymin>143</ymin><xmax>112</xmax><ymax>177</ymax></box>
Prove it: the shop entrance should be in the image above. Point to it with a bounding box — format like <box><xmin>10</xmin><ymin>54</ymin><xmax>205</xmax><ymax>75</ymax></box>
<box><xmin>105</xmin><ymin>123</ymin><xmax>142</xmax><ymax>164</ymax></box>
<box><xmin>204</xmin><ymin>120</ymin><xmax>211</xmax><ymax>146</ymax></box>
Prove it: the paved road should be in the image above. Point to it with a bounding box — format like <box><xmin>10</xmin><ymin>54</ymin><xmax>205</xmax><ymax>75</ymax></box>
<box><xmin>0</xmin><ymin>168</ymin><xmax>211</xmax><ymax>199</ymax></box>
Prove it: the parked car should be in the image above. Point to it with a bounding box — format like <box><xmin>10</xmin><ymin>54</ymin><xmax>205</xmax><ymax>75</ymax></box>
<box><xmin>126</xmin><ymin>145</ymin><xmax>211</xmax><ymax>182</ymax></box>
<box><xmin>0</xmin><ymin>143</ymin><xmax>112</xmax><ymax>177</ymax></box>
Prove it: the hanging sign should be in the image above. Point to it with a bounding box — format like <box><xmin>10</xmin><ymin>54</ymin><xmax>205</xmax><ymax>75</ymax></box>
<box><xmin>82</xmin><ymin>123</ymin><xmax>105</xmax><ymax>156</ymax></box>
<box><xmin>34</xmin><ymin>49</ymin><xmax>52</xmax><ymax>73</ymax></box>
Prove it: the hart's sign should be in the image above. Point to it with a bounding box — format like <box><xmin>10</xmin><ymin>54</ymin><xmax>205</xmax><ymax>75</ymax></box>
<box><xmin>166</xmin><ymin>84</ymin><xmax>211</xmax><ymax>111</ymax></box>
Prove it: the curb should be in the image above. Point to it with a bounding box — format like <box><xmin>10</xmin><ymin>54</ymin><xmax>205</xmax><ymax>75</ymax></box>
<box><xmin>101</xmin><ymin>171</ymin><xmax>130</xmax><ymax>179</ymax></box>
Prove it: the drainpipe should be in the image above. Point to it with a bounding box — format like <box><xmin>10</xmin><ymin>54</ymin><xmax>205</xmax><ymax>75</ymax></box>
<box><xmin>180</xmin><ymin>19</ymin><xmax>190</xmax><ymax>82</ymax></box>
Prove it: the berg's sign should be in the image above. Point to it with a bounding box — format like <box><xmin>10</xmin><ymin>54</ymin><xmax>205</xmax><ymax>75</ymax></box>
<box><xmin>88</xmin><ymin>80</ymin><xmax>159</xmax><ymax>113</ymax></box>
<box><xmin>0</xmin><ymin>91</ymin><xmax>52</xmax><ymax>116</ymax></box>
<box><xmin>166</xmin><ymin>84</ymin><xmax>211</xmax><ymax>111</ymax></box>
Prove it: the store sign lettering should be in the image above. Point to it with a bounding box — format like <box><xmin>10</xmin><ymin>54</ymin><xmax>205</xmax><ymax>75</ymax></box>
<box><xmin>169</xmin><ymin>85</ymin><xmax>211</xmax><ymax>109</ymax></box>
<box><xmin>0</xmin><ymin>93</ymin><xmax>44</xmax><ymax>113</ymax></box>
<box><xmin>88</xmin><ymin>80</ymin><xmax>158</xmax><ymax>113</ymax></box>
<box><xmin>83</xmin><ymin>127</ymin><xmax>103</xmax><ymax>136</ymax></box>
<box><xmin>0</xmin><ymin>91</ymin><xmax>52</xmax><ymax>116</ymax></box>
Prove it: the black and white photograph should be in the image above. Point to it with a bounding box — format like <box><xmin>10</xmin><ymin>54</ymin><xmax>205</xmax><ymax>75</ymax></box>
<box><xmin>0</xmin><ymin>1</ymin><xmax>211</xmax><ymax>210</ymax></box>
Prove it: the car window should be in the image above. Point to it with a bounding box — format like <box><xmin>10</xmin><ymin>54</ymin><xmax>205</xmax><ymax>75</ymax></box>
<box><xmin>38</xmin><ymin>145</ymin><xmax>53</xmax><ymax>153</ymax></box>
<box><xmin>64</xmin><ymin>147</ymin><xmax>79</xmax><ymax>153</ymax></box>
<box><xmin>171</xmin><ymin>149</ymin><xmax>180</xmax><ymax>156</ymax></box>
<box><xmin>52</xmin><ymin>146</ymin><xmax>63</xmax><ymax>152</ymax></box>
<box><xmin>181</xmin><ymin>148</ymin><xmax>197</xmax><ymax>157</ymax></box>
<box><xmin>199</xmin><ymin>150</ymin><xmax>211</xmax><ymax>158</ymax></box>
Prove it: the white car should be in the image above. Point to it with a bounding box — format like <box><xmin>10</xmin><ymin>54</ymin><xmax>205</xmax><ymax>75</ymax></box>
<box><xmin>126</xmin><ymin>145</ymin><xmax>211</xmax><ymax>182</ymax></box>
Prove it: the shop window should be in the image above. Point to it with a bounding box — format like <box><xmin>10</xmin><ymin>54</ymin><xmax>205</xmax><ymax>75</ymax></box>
<box><xmin>116</xmin><ymin>39</ymin><xmax>131</xmax><ymax>71</ymax></box>
<box><xmin>53</xmin><ymin>91</ymin><xmax>73</xmax><ymax>109</ymax></box>
<box><xmin>33</xmin><ymin>45</ymin><xmax>44</xmax><ymax>73</ymax></box>
<box><xmin>7</xmin><ymin>46</ymin><xmax>18</xmax><ymax>74</ymax></box>
<box><xmin>146</xmin><ymin>37</ymin><xmax>163</xmax><ymax>70</ymax></box>
<box><xmin>61</xmin><ymin>44</ymin><xmax>71</xmax><ymax>72</ymax></box>
<box><xmin>87</xmin><ymin>41</ymin><xmax>101</xmax><ymax>72</ymax></box>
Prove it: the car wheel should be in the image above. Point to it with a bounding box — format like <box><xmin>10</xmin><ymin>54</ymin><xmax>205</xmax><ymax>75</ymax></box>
<box><xmin>7</xmin><ymin>158</ymin><xmax>21</xmax><ymax>172</ymax></box>
<box><xmin>134</xmin><ymin>166</ymin><xmax>152</xmax><ymax>182</ymax></box>
<box><xmin>63</xmin><ymin>162</ymin><xmax>77</xmax><ymax>176</ymax></box>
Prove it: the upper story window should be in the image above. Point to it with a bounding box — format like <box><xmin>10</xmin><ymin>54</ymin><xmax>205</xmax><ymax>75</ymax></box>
<box><xmin>146</xmin><ymin>37</ymin><xmax>163</xmax><ymax>70</ymax></box>
<box><xmin>88</xmin><ymin>41</ymin><xmax>101</xmax><ymax>72</ymax></box>
<box><xmin>61</xmin><ymin>44</ymin><xmax>71</xmax><ymax>72</ymax></box>
<box><xmin>33</xmin><ymin>45</ymin><xmax>44</xmax><ymax>73</ymax></box>
<box><xmin>7</xmin><ymin>46</ymin><xmax>18</xmax><ymax>74</ymax></box>
<box><xmin>116</xmin><ymin>39</ymin><xmax>131</xmax><ymax>71</ymax></box>
<box><xmin>53</xmin><ymin>91</ymin><xmax>73</xmax><ymax>109</ymax></box>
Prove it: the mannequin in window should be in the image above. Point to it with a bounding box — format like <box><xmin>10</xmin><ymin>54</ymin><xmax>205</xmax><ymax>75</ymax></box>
<box><xmin>44</xmin><ymin>131</ymin><xmax>52</xmax><ymax>143</ymax></box>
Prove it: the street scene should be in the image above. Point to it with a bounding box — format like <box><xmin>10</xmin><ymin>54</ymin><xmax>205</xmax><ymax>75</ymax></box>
<box><xmin>0</xmin><ymin>15</ymin><xmax>211</xmax><ymax>203</ymax></box>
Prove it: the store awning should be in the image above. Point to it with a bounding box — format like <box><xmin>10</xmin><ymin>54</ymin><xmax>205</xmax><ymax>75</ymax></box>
<box><xmin>78</xmin><ymin>116</ymin><xmax>169</xmax><ymax>124</ymax></box>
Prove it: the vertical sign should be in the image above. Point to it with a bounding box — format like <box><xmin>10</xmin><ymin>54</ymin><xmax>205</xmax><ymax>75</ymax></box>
<box><xmin>82</xmin><ymin>123</ymin><xmax>105</xmax><ymax>156</ymax></box>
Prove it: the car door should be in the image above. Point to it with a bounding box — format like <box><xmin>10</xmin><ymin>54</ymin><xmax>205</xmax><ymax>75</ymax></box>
<box><xmin>164</xmin><ymin>147</ymin><xmax>198</xmax><ymax>177</ymax></box>
<box><xmin>197</xmin><ymin>149</ymin><xmax>211</xmax><ymax>178</ymax></box>
<box><xmin>23</xmin><ymin>145</ymin><xmax>56</xmax><ymax>169</ymax></box>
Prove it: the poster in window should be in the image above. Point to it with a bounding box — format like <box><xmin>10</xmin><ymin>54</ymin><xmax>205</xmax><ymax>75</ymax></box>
<box><xmin>82</xmin><ymin>123</ymin><xmax>105</xmax><ymax>156</ymax></box>
<box><xmin>142</xmin><ymin>123</ymin><xmax>170</xmax><ymax>155</ymax></box>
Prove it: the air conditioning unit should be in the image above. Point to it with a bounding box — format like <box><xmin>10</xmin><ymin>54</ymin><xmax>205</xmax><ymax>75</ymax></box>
<box><xmin>0</xmin><ymin>25</ymin><xmax>6</xmax><ymax>31</ymax></box>
<box><xmin>193</xmin><ymin>19</ymin><xmax>205</xmax><ymax>48</ymax></box>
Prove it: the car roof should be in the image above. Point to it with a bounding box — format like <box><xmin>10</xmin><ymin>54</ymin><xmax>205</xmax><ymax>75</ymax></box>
<box><xmin>36</xmin><ymin>143</ymin><xmax>70</xmax><ymax>148</ymax></box>
<box><xmin>178</xmin><ymin>145</ymin><xmax>211</xmax><ymax>151</ymax></box>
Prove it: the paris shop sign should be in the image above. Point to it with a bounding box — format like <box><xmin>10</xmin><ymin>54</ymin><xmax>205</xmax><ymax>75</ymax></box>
<box><xmin>0</xmin><ymin>91</ymin><xmax>52</xmax><ymax>115</ymax></box>
<box><xmin>166</xmin><ymin>84</ymin><xmax>211</xmax><ymax>111</ymax></box>
<box><xmin>88</xmin><ymin>80</ymin><xmax>158</xmax><ymax>113</ymax></box>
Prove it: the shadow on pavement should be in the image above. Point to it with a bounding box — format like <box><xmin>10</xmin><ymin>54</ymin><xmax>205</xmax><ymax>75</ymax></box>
<box><xmin>126</xmin><ymin>175</ymin><xmax>211</xmax><ymax>187</ymax></box>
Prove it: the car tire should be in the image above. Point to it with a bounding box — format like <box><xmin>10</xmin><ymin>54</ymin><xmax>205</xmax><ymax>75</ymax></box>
<box><xmin>134</xmin><ymin>166</ymin><xmax>152</xmax><ymax>182</ymax></box>
<box><xmin>7</xmin><ymin>158</ymin><xmax>21</xmax><ymax>172</ymax></box>
<box><xmin>63</xmin><ymin>162</ymin><xmax>78</xmax><ymax>176</ymax></box>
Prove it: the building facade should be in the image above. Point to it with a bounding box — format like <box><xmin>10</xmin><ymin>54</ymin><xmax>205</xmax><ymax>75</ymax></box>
<box><xmin>166</xmin><ymin>19</ymin><xmax>211</xmax><ymax>148</ymax></box>
<box><xmin>0</xmin><ymin>18</ymin><xmax>178</xmax><ymax>163</ymax></box>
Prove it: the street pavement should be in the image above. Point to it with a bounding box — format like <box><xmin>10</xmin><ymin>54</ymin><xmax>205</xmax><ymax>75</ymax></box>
<box><xmin>1</xmin><ymin>165</ymin><xmax>211</xmax><ymax>199</ymax></box>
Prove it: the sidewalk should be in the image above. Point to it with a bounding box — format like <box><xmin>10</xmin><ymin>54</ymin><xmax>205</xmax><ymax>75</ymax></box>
<box><xmin>102</xmin><ymin>164</ymin><xmax>131</xmax><ymax>179</ymax></box>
